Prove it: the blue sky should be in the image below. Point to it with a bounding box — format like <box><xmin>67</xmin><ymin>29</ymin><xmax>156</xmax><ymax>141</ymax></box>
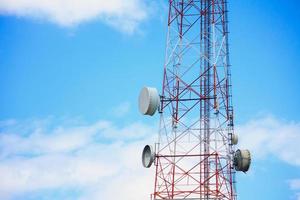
<box><xmin>0</xmin><ymin>0</ymin><xmax>300</xmax><ymax>199</ymax></box>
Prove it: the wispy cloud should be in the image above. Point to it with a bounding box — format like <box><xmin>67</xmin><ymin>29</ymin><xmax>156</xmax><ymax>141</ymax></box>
<box><xmin>289</xmin><ymin>179</ymin><xmax>300</xmax><ymax>200</ymax></box>
<box><xmin>111</xmin><ymin>102</ymin><xmax>131</xmax><ymax>118</ymax></box>
<box><xmin>237</xmin><ymin>115</ymin><xmax>300</xmax><ymax>166</ymax></box>
<box><xmin>0</xmin><ymin>118</ymin><xmax>155</xmax><ymax>199</ymax></box>
<box><xmin>0</xmin><ymin>0</ymin><xmax>153</xmax><ymax>33</ymax></box>
<box><xmin>289</xmin><ymin>179</ymin><xmax>300</xmax><ymax>190</ymax></box>
<box><xmin>236</xmin><ymin>115</ymin><xmax>300</xmax><ymax>199</ymax></box>
<box><xmin>1</xmin><ymin>115</ymin><xmax>299</xmax><ymax>199</ymax></box>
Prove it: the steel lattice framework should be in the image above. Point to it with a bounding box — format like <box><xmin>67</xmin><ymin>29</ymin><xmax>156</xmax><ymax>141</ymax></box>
<box><xmin>153</xmin><ymin>0</ymin><xmax>236</xmax><ymax>199</ymax></box>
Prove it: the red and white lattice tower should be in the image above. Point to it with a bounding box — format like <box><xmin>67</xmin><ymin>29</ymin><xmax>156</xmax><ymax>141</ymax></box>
<box><xmin>139</xmin><ymin>1</ymin><xmax>251</xmax><ymax>200</ymax></box>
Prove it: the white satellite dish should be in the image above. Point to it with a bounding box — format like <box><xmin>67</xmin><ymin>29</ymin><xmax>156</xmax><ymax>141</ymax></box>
<box><xmin>234</xmin><ymin>149</ymin><xmax>251</xmax><ymax>172</ymax></box>
<box><xmin>231</xmin><ymin>134</ymin><xmax>238</xmax><ymax>145</ymax></box>
<box><xmin>138</xmin><ymin>87</ymin><xmax>160</xmax><ymax>116</ymax></box>
<box><xmin>142</xmin><ymin>145</ymin><xmax>155</xmax><ymax>168</ymax></box>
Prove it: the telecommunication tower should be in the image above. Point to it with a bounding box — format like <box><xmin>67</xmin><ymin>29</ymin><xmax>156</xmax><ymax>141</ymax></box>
<box><xmin>139</xmin><ymin>1</ymin><xmax>251</xmax><ymax>200</ymax></box>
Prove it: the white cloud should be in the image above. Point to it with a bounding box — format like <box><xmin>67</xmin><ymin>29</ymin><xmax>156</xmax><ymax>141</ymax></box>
<box><xmin>289</xmin><ymin>179</ymin><xmax>300</xmax><ymax>190</ymax></box>
<box><xmin>289</xmin><ymin>179</ymin><xmax>300</xmax><ymax>200</ymax></box>
<box><xmin>1</xmin><ymin>115</ymin><xmax>300</xmax><ymax>199</ymax></box>
<box><xmin>0</xmin><ymin>118</ymin><xmax>156</xmax><ymax>199</ymax></box>
<box><xmin>236</xmin><ymin>115</ymin><xmax>300</xmax><ymax>199</ymax></box>
<box><xmin>0</xmin><ymin>120</ymin><xmax>109</xmax><ymax>157</ymax></box>
<box><xmin>0</xmin><ymin>0</ymin><xmax>152</xmax><ymax>33</ymax></box>
<box><xmin>111</xmin><ymin>102</ymin><xmax>131</xmax><ymax>117</ymax></box>
<box><xmin>236</xmin><ymin>115</ymin><xmax>300</xmax><ymax>166</ymax></box>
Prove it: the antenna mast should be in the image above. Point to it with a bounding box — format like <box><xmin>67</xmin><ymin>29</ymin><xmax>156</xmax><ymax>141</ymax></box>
<box><xmin>139</xmin><ymin>1</ymin><xmax>251</xmax><ymax>200</ymax></box>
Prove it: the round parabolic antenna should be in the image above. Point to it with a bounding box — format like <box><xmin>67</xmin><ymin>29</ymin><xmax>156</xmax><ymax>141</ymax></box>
<box><xmin>142</xmin><ymin>145</ymin><xmax>155</xmax><ymax>168</ymax></box>
<box><xmin>234</xmin><ymin>149</ymin><xmax>251</xmax><ymax>172</ymax></box>
<box><xmin>138</xmin><ymin>87</ymin><xmax>159</xmax><ymax>116</ymax></box>
<box><xmin>231</xmin><ymin>134</ymin><xmax>238</xmax><ymax>145</ymax></box>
